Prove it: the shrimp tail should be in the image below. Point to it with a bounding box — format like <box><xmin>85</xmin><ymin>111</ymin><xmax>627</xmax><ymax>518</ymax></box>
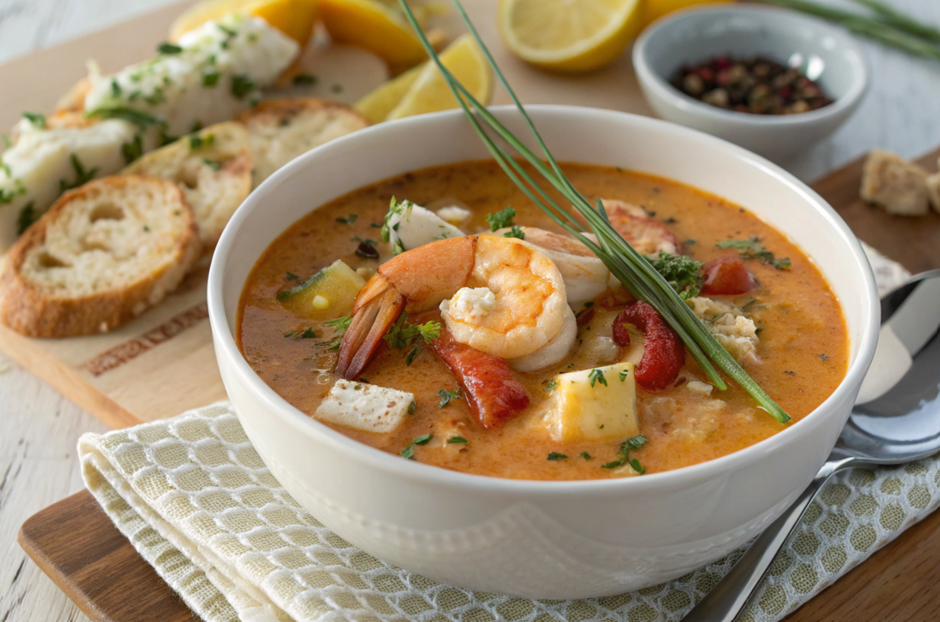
<box><xmin>336</xmin><ymin>275</ymin><xmax>404</xmax><ymax>379</ymax></box>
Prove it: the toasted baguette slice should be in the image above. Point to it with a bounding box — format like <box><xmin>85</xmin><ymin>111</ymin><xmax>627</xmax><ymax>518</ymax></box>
<box><xmin>237</xmin><ymin>98</ymin><xmax>368</xmax><ymax>186</ymax></box>
<box><xmin>0</xmin><ymin>175</ymin><xmax>200</xmax><ymax>337</ymax></box>
<box><xmin>122</xmin><ymin>122</ymin><xmax>252</xmax><ymax>249</ymax></box>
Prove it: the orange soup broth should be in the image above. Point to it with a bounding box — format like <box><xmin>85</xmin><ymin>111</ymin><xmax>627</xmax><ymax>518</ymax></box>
<box><xmin>238</xmin><ymin>161</ymin><xmax>849</xmax><ymax>480</ymax></box>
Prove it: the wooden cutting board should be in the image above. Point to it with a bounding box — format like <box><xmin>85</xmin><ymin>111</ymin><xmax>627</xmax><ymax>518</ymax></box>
<box><xmin>0</xmin><ymin>0</ymin><xmax>655</xmax><ymax>430</ymax></box>
<box><xmin>17</xmin><ymin>147</ymin><xmax>940</xmax><ymax>622</ymax></box>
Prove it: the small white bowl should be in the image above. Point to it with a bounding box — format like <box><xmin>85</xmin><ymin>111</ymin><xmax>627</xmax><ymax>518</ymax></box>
<box><xmin>208</xmin><ymin>106</ymin><xmax>879</xmax><ymax>599</ymax></box>
<box><xmin>633</xmin><ymin>5</ymin><xmax>868</xmax><ymax>160</ymax></box>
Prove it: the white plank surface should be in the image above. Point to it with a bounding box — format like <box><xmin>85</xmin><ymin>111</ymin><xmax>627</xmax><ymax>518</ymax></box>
<box><xmin>0</xmin><ymin>1</ymin><xmax>939</xmax><ymax>621</ymax></box>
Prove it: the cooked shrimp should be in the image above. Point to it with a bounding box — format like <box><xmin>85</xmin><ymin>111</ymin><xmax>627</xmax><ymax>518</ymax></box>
<box><xmin>601</xmin><ymin>199</ymin><xmax>680</xmax><ymax>256</ymax></box>
<box><xmin>336</xmin><ymin>235</ymin><xmax>568</xmax><ymax>379</ymax></box>
<box><xmin>492</xmin><ymin>227</ymin><xmax>610</xmax><ymax>307</ymax></box>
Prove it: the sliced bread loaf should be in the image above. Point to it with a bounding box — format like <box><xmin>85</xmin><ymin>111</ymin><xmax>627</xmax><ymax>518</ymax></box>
<box><xmin>0</xmin><ymin>175</ymin><xmax>200</xmax><ymax>337</ymax></box>
<box><xmin>237</xmin><ymin>98</ymin><xmax>368</xmax><ymax>187</ymax></box>
<box><xmin>122</xmin><ymin>122</ymin><xmax>252</xmax><ymax>249</ymax></box>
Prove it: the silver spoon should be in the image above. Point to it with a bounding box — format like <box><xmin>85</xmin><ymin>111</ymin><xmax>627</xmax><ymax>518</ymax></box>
<box><xmin>682</xmin><ymin>269</ymin><xmax>940</xmax><ymax>622</ymax></box>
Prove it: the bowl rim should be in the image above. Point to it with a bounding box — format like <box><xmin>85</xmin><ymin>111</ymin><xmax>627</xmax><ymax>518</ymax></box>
<box><xmin>632</xmin><ymin>4</ymin><xmax>870</xmax><ymax>127</ymax></box>
<box><xmin>208</xmin><ymin>104</ymin><xmax>880</xmax><ymax>495</ymax></box>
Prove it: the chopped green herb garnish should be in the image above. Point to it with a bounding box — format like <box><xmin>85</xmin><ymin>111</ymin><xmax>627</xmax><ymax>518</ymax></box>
<box><xmin>16</xmin><ymin>202</ymin><xmax>36</xmax><ymax>235</ymax></box>
<box><xmin>110</xmin><ymin>80</ymin><xmax>122</xmax><ymax>97</ymax></box>
<box><xmin>203</xmin><ymin>158</ymin><xmax>222</xmax><ymax>171</ymax></box>
<box><xmin>581</xmin><ymin>451</ymin><xmax>592</xmax><ymax>460</ymax></box>
<box><xmin>87</xmin><ymin>106</ymin><xmax>164</xmax><ymax>129</ymax></box>
<box><xmin>503</xmin><ymin>225</ymin><xmax>525</xmax><ymax>240</ymax></box>
<box><xmin>22</xmin><ymin>112</ymin><xmax>45</xmax><ymax>128</ymax></box>
<box><xmin>543</xmin><ymin>379</ymin><xmax>558</xmax><ymax>392</ymax></box>
<box><xmin>401</xmin><ymin>433</ymin><xmax>433</xmax><ymax>459</ymax></box>
<box><xmin>486</xmin><ymin>206</ymin><xmax>515</xmax><ymax>231</ymax></box>
<box><xmin>157</xmin><ymin>42</ymin><xmax>183</xmax><ymax>54</ymax></box>
<box><xmin>646</xmin><ymin>252</ymin><xmax>704</xmax><ymax>300</ymax></box>
<box><xmin>217</xmin><ymin>23</ymin><xmax>238</xmax><ymax>38</ymax></box>
<box><xmin>408</xmin><ymin>400</ymin><xmax>417</xmax><ymax>414</ymax></box>
<box><xmin>818</xmin><ymin>353</ymin><xmax>830</xmax><ymax>361</ymax></box>
<box><xmin>0</xmin><ymin>179</ymin><xmax>25</xmax><ymax>205</ymax></box>
<box><xmin>588</xmin><ymin>368</ymin><xmax>607</xmax><ymax>387</ymax></box>
<box><xmin>336</xmin><ymin>214</ymin><xmax>358</xmax><ymax>225</ymax></box>
<box><xmin>121</xmin><ymin>134</ymin><xmax>144</xmax><ymax>164</ymax></box>
<box><xmin>547</xmin><ymin>452</ymin><xmax>568</xmax><ymax>461</ymax></box>
<box><xmin>438</xmin><ymin>388</ymin><xmax>460</xmax><ymax>408</ymax></box>
<box><xmin>601</xmin><ymin>435</ymin><xmax>648</xmax><ymax>471</ymax></box>
<box><xmin>1</xmin><ymin>135</ymin><xmax>10</xmax><ymax>149</ymax></box>
<box><xmin>619</xmin><ymin>369</ymin><xmax>629</xmax><ymax>382</ymax></box>
<box><xmin>230</xmin><ymin>74</ymin><xmax>257</xmax><ymax>100</ymax></box>
<box><xmin>285</xmin><ymin>271</ymin><xmax>299</xmax><ymax>280</ymax></box>
<box><xmin>59</xmin><ymin>154</ymin><xmax>97</xmax><ymax>192</ymax></box>
<box><xmin>284</xmin><ymin>330</ymin><xmax>297</xmax><ymax>338</ymax></box>
<box><xmin>447</xmin><ymin>436</ymin><xmax>469</xmax><ymax>444</ymax></box>
<box><xmin>293</xmin><ymin>73</ymin><xmax>317</xmax><ymax>85</ymax></box>
<box><xmin>717</xmin><ymin>237</ymin><xmax>791</xmax><ymax>270</ymax></box>
<box><xmin>202</xmin><ymin>68</ymin><xmax>221</xmax><ymax>87</ymax></box>
<box><xmin>301</xmin><ymin>328</ymin><xmax>317</xmax><ymax>339</ymax></box>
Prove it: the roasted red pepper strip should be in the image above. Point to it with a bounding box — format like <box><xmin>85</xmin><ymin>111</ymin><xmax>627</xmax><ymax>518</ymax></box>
<box><xmin>701</xmin><ymin>256</ymin><xmax>755</xmax><ymax>296</ymax></box>
<box><xmin>612</xmin><ymin>301</ymin><xmax>685</xmax><ymax>391</ymax></box>
<box><xmin>431</xmin><ymin>326</ymin><xmax>531</xmax><ymax>429</ymax></box>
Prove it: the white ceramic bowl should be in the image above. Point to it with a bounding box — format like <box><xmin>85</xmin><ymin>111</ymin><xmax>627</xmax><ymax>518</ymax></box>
<box><xmin>633</xmin><ymin>5</ymin><xmax>868</xmax><ymax>160</ymax></box>
<box><xmin>208</xmin><ymin>106</ymin><xmax>879</xmax><ymax>599</ymax></box>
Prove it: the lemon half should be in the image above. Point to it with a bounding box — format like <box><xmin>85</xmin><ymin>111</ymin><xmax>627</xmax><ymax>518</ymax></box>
<box><xmin>497</xmin><ymin>0</ymin><xmax>644</xmax><ymax>73</ymax></box>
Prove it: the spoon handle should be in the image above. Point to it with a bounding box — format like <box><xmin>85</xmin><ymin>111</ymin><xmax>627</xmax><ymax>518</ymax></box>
<box><xmin>680</xmin><ymin>457</ymin><xmax>856</xmax><ymax>622</ymax></box>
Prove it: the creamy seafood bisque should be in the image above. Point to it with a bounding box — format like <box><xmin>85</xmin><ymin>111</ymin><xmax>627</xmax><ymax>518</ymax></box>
<box><xmin>238</xmin><ymin>161</ymin><xmax>848</xmax><ymax>480</ymax></box>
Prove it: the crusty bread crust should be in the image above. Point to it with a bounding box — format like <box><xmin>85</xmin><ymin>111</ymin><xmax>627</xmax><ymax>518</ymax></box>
<box><xmin>237</xmin><ymin>98</ymin><xmax>369</xmax><ymax>186</ymax></box>
<box><xmin>122</xmin><ymin>122</ymin><xmax>253</xmax><ymax>250</ymax></box>
<box><xmin>0</xmin><ymin>175</ymin><xmax>200</xmax><ymax>338</ymax></box>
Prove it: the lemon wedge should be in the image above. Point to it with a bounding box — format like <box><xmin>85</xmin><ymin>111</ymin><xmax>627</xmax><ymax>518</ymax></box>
<box><xmin>497</xmin><ymin>0</ymin><xmax>644</xmax><ymax>73</ymax></box>
<box><xmin>169</xmin><ymin>0</ymin><xmax>317</xmax><ymax>46</ymax></box>
<box><xmin>318</xmin><ymin>0</ymin><xmax>430</xmax><ymax>73</ymax></box>
<box><xmin>355</xmin><ymin>65</ymin><xmax>424</xmax><ymax>124</ymax></box>
<box><xmin>379</xmin><ymin>34</ymin><xmax>492</xmax><ymax>121</ymax></box>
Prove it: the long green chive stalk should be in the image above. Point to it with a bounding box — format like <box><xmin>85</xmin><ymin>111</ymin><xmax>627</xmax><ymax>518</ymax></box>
<box><xmin>758</xmin><ymin>0</ymin><xmax>940</xmax><ymax>61</ymax></box>
<box><xmin>395</xmin><ymin>0</ymin><xmax>791</xmax><ymax>424</ymax></box>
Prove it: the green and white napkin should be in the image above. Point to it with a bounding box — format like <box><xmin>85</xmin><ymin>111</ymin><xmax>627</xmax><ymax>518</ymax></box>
<box><xmin>79</xmin><ymin>243</ymin><xmax>932</xmax><ymax>622</ymax></box>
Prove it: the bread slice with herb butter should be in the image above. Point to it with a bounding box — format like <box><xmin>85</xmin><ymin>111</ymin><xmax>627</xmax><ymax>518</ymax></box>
<box><xmin>0</xmin><ymin>175</ymin><xmax>200</xmax><ymax>337</ymax></box>
<box><xmin>237</xmin><ymin>98</ymin><xmax>369</xmax><ymax>186</ymax></box>
<box><xmin>122</xmin><ymin>122</ymin><xmax>252</xmax><ymax>250</ymax></box>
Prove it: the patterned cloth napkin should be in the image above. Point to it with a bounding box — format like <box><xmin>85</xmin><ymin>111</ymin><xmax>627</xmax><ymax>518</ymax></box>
<box><xmin>78</xmin><ymin>244</ymin><xmax>925</xmax><ymax>622</ymax></box>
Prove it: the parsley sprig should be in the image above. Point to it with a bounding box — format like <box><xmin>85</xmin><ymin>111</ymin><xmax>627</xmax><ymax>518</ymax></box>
<box><xmin>646</xmin><ymin>252</ymin><xmax>704</xmax><ymax>299</ymax></box>
<box><xmin>486</xmin><ymin>206</ymin><xmax>515</xmax><ymax>231</ymax></box>
<box><xmin>384</xmin><ymin>312</ymin><xmax>441</xmax><ymax>365</ymax></box>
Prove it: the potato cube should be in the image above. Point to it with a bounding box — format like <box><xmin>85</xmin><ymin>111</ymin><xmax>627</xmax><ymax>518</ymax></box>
<box><xmin>547</xmin><ymin>362</ymin><xmax>639</xmax><ymax>442</ymax></box>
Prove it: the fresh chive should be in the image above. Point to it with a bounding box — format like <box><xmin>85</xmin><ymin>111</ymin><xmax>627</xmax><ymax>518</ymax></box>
<box><xmin>396</xmin><ymin>0</ymin><xmax>790</xmax><ymax>424</ymax></box>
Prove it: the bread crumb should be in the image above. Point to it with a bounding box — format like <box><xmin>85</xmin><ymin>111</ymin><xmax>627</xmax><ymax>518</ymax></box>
<box><xmin>860</xmin><ymin>150</ymin><xmax>930</xmax><ymax>216</ymax></box>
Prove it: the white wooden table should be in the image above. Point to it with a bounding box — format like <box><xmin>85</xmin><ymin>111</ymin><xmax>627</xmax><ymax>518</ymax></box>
<box><xmin>0</xmin><ymin>1</ymin><xmax>939</xmax><ymax>620</ymax></box>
